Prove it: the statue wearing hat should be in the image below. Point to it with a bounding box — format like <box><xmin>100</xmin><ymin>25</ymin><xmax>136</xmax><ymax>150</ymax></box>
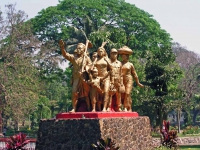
<box><xmin>105</xmin><ymin>48</ymin><xmax>123</xmax><ymax>112</ymax></box>
<box><xmin>59</xmin><ymin>37</ymin><xmax>144</xmax><ymax>113</ymax></box>
<box><xmin>118</xmin><ymin>46</ymin><xmax>144</xmax><ymax>112</ymax></box>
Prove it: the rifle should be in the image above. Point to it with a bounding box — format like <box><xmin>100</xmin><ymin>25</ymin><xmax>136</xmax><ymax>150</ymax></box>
<box><xmin>81</xmin><ymin>39</ymin><xmax>92</xmax><ymax>72</ymax></box>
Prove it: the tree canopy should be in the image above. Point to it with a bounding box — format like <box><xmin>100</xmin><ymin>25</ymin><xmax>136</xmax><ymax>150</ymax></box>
<box><xmin>1</xmin><ymin>1</ymin><xmax>193</xmax><ymax>130</ymax></box>
<box><xmin>0</xmin><ymin>4</ymin><xmax>43</xmax><ymax>125</ymax></box>
<box><xmin>31</xmin><ymin>0</ymin><xmax>172</xmax><ymax>55</ymax></box>
<box><xmin>30</xmin><ymin>0</ymin><xmax>182</xmax><ymax>128</ymax></box>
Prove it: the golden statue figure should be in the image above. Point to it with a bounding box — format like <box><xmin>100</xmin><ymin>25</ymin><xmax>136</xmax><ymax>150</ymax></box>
<box><xmin>88</xmin><ymin>67</ymin><xmax>109</xmax><ymax>112</ymax></box>
<box><xmin>92</xmin><ymin>42</ymin><xmax>111</xmax><ymax>112</ymax></box>
<box><xmin>118</xmin><ymin>46</ymin><xmax>144</xmax><ymax>112</ymax></box>
<box><xmin>59</xmin><ymin>37</ymin><xmax>144</xmax><ymax>113</ymax></box>
<box><xmin>59</xmin><ymin>40</ymin><xmax>92</xmax><ymax>112</ymax></box>
<box><xmin>105</xmin><ymin>48</ymin><xmax>123</xmax><ymax>112</ymax></box>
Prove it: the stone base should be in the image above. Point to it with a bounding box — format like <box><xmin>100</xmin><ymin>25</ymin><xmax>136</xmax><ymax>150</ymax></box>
<box><xmin>36</xmin><ymin>114</ymin><xmax>152</xmax><ymax>150</ymax></box>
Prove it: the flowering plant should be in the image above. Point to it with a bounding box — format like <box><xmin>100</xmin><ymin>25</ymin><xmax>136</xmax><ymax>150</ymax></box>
<box><xmin>6</xmin><ymin>132</ymin><xmax>30</xmax><ymax>150</ymax></box>
<box><xmin>160</xmin><ymin>120</ymin><xmax>178</xmax><ymax>149</ymax></box>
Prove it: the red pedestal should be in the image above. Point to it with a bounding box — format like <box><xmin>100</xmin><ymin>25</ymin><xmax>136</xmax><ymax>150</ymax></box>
<box><xmin>56</xmin><ymin>112</ymin><xmax>139</xmax><ymax>119</ymax></box>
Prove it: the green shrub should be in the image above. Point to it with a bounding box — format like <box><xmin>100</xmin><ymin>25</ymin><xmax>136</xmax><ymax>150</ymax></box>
<box><xmin>182</xmin><ymin>126</ymin><xmax>199</xmax><ymax>135</ymax></box>
<box><xmin>151</xmin><ymin>126</ymin><xmax>161</xmax><ymax>137</ymax></box>
<box><xmin>160</xmin><ymin>121</ymin><xmax>178</xmax><ymax>149</ymax></box>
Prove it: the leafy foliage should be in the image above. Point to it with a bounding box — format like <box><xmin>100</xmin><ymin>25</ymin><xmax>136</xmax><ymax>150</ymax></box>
<box><xmin>30</xmin><ymin>0</ymin><xmax>172</xmax><ymax>54</ymax></box>
<box><xmin>0</xmin><ymin>1</ymin><xmax>188</xmax><ymax>131</ymax></box>
<box><xmin>0</xmin><ymin>4</ymin><xmax>43</xmax><ymax>126</ymax></box>
<box><xmin>92</xmin><ymin>137</ymin><xmax>119</xmax><ymax>150</ymax></box>
<box><xmin>160</xmin><ymin>120</ymin><xmax>178</xmax><ymax>149</ymax></box>
<box><xmin>29</xmin><ymin>0</ymin><xmax>186</xmax><ymax>129</ymax></box>
<box><xmin>6</xmin><ymin>132</ymin><xmax>30</xmax><ymax>150</ymax></box>
<box><xmin>141</xmin><ymin>46</ymin><xmax>183</xmax><ymax>127</ymax></box>
<box><xmin>182</xmin><ymin>126</ymin><xmax>199</xmax><ymax>135</ymax></box>
<box><xmin>172</xmin><ymin>42</ymin><xmax>200</xmax><ymax>125</ymax></box>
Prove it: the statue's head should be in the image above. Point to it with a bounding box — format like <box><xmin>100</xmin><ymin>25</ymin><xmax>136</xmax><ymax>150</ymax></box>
<box><xmin>92</xmin><ymin>52</ymin><xmax>97</xmax><ymax>61</ymax></box>
<box><xmin>92</xmin><ymin>67</ymin><xmax>98</xmax><ymax>77</ymax></box>
<box><xmin>121</xmin><ymin>54</ymin><xmax>129</xmax><ymax>61</ymax></box>
<box><xmin>110</xmin><ymin>48</ymin><xmax>118</xmax><ymax>60</ymax></box>
<box><xmin>97</xmin><ymin>47</ymin><xmax>107</xmax><ymax>57</ymax></box>
<box><xmin>76</xmin><ymin>43</ymin><xmax>86</xmax><ymax>55</ymax></box>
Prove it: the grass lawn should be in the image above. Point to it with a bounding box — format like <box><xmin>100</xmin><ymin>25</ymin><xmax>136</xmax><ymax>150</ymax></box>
<box><xmin>179</xmin><ymin>145</ymin><xmax>200</xmax><ymax>150</ymax></box>
<box><xmin>154</xmin><ymin>145</ymin><xmax>200</xmax><ymax>150</ymax></box>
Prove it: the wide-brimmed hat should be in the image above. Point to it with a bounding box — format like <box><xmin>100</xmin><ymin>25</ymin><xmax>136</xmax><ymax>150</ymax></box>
<box><xmin>118</xmin><ymin>46</ymin><xmax>133</xmax><ymax>55</ymax></box>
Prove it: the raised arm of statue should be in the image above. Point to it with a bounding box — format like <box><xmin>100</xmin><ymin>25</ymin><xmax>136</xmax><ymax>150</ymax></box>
<box><xmin>59</xmin><ymin>39</ymin><xmax>74</xmax><ymax>62</ymax></box>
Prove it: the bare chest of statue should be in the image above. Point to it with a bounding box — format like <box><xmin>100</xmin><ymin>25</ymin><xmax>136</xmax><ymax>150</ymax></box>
<box><xmin>122</xmin><ymin>62</ymin><xmax>131</xmax><ymax>76</ymax></box>
<box><xmin>95</xmin><ymin>58</ymin><xmax>108</xmax><ymax>77</ymax></box>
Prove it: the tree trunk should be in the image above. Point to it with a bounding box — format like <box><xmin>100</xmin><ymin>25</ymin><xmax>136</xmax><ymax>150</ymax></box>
<box><xmin>14</xmin><ymin>121</ymin><xmax>19</xmax><ymax>131</ymax></box>
<box><xmin>159</xmin><ymin>107</ymin><xmax>163</xmax><ymax>130</ymax></box>
<box><xmin>177</xmin><ymin>109</ymin><xmax>181</xmax><ymax>133</ymax></box>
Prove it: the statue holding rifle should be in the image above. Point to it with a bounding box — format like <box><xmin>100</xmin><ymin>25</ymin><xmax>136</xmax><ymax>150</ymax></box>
<box><xmin>59</xmin><ymin>37</ymin><xmax>144</xmax><ymax>112</ymax></box>
<box><xmin>59</xmin><ymin>39</ymin><xmax>92</xmax><ymax>112</ymax></box>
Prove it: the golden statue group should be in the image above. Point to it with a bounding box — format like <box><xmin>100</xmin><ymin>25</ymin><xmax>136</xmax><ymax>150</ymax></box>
<box><xmin>59</xmin><ymin>39</ymin><xmax>144</xmax><ymax>113</ymax></box>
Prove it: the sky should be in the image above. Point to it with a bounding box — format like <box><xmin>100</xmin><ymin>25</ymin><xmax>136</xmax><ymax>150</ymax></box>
<box><xmin>0</xmin><ymin>0</ymin><xmax>200</xmax><ymax>55</ymax></box>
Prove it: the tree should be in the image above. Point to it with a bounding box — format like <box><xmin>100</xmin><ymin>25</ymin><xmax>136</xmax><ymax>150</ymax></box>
<box><xmin>30</xmin><ymin>0</ymin><xmax>172</xmax><ymax>56</ymax></box>
<box><xmin>144</xmin><ymin>46</ymin><xmax>183</xmax><ymax>128</ymax></box>
<box><xmin>172</xmin><ymin>42</ymin><xmax>200</xmax><ymax>125</ymax></box>
<box><xmin>29</xmin><ymin>0</ymin><xmax>184</xmax><ymax>128</ymax></box>
<box><xmin>43</xmin><ymin>68</ymin><xmax>72</xmax><ymax>115</ymax></box>
<box><xmin>0</xmin><ymin>4</ymin><xmax>43</xmax><ymax>130</ymax></box>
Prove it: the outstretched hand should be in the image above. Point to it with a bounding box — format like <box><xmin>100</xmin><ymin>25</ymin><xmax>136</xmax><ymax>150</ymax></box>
<box><xmin>59</xmin><ymin>39</ymin><xmax>65</xmax><ymax>49</ymax></box>
<box><xmin>101</xmin><ymin>41</ymin><xmax>107</xmax><ymax>48</ymax></box>
<box><xmin>138</xmin><ymin>83</ymin><xmax>144</xmax><ymax>88</ymax></box>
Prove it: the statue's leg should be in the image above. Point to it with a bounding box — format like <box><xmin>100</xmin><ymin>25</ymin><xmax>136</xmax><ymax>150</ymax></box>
<box><xmin>123</xmin><ymin>77</ymin><xmax>133</xmax><ymax>112</ymax></box>
<box><xmin>128</xmin><ymin>95</ymin><xmax>132</xmax><ymax>112</ymax></box>
<box><xmin>106</xmin><ymin>95</ymin><xmax>112</xmax><ymax>112</ymax></box>
<box><xmin>70</xmin><ymin>92</ymin><xmax>78</xmax><ymax>112</ymax></box>
<box><xmin>123</xmin><ymin>93</ymin><xmax>128</xmax><ymax>112</ymax></box>
<box><xmin>69</xmin><ymin>80</ymin><xmax>79</xmax><ymax>112</ymax></box>
<box><xmin>124</xmin><ymin>93</ymin><xmax>131</xmax><ymax>112</ymax></box>
<box><xmin>91</xmin><ymin>93</ymin><xmax>96</xmax><ymax>112</ymax></box>
<box><xmin>102</xmin><ymin>92</ymin><xmax>109</xmax><ymax>112</ymax></box>
<box><xmin>91</xmin><ymin>99</ymin><xmax>96</xmax><ymax>112</ymax></box>
<box><xmin>116</xmin><ymin>92</ymin><xmax>122</xmax><ymax>112</ymax></box>
<box><xmin>102</xmin><ymin>79</ymin><xmax>110</xmax><ymax>112</ymax></box>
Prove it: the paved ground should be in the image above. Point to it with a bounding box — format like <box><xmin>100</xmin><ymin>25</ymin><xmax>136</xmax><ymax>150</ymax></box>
<box><xmin>153</xmin><ymin>136</ymin><xmax>200</xmax><ymax>147</ymax></box>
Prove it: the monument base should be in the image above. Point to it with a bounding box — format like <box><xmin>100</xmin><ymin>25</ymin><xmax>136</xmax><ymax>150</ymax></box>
<box><xmin>36</xmin><ymin>112</ymin><xmax>152</xmax><ymax>150</ymax></box>
<box><xmin>56</xmin><ymin>111</ymin><xmax>139</xmax><ymax>119</ymax></box>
